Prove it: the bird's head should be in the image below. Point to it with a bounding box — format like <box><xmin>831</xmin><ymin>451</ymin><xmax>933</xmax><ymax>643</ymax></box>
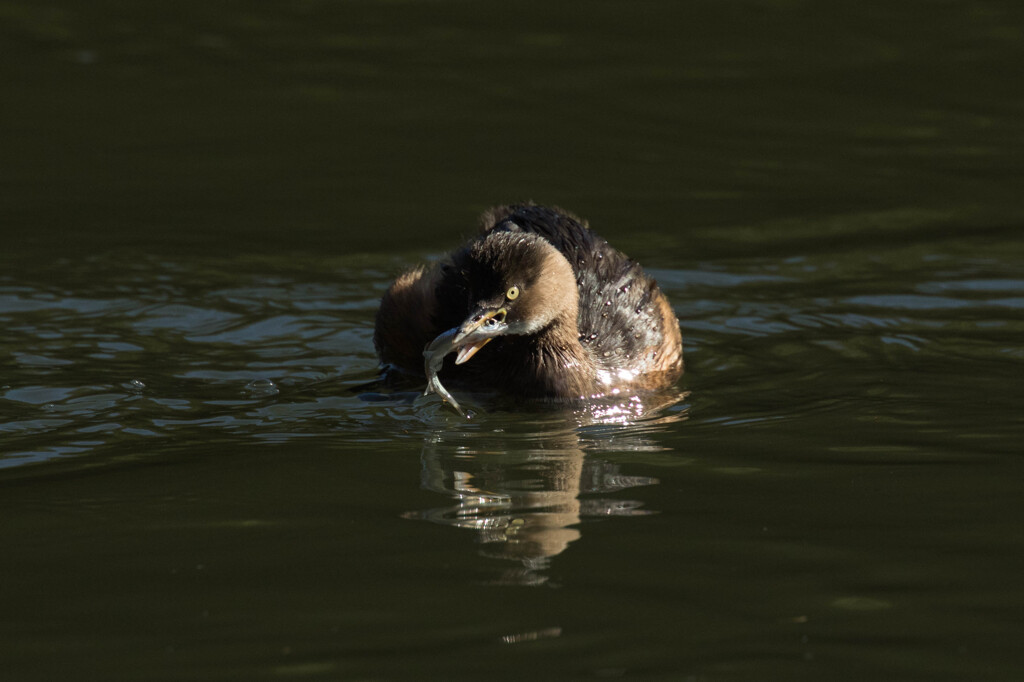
<box><xmin>447</xmin><ymin>231</ymin><xmax>578</xmax><ymax>364</ymax></box>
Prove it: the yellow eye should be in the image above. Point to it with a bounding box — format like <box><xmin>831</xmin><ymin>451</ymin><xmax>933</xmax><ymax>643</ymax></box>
<box><xmin>506</xmin><ymin>286</ymin><xmax>520</xmax><ymax>300</ymax></box>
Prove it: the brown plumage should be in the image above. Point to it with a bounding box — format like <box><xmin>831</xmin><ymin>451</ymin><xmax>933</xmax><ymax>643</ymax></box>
<box><xmin>374</xmin><ymin>204</ymin><xmax>683</xmax><ymax>401</ymax></box>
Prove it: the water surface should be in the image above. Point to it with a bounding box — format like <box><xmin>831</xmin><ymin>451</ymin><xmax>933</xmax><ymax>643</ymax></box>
<box><xmin>3</xmin><ymin>1</ymin><xmax>1024</xmax><ymax>679</ymax></box>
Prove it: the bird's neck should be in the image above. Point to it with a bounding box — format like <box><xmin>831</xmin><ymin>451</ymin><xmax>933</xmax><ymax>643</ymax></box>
<box><xmin>526</xmin><ymin>309</ymin><xmax>596</xmax><ymax>399</ymax></box>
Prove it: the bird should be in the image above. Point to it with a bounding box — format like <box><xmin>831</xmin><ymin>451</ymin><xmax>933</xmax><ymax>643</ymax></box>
<box><xmin>373</xmin><ymin>204</ymin><xmax>683</xmax><ymax>403</ymax></box>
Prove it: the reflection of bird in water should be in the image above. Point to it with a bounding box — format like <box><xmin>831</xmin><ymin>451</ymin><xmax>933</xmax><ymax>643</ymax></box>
<box><xmin>404</xmin><ymin>423</ymin><xmax>663</xmax><ymax>587</ymax></box>
<box><xmin>374</xmin><ymin>204</ymin><xmax>683</xmax><ymax>401</ymax></box>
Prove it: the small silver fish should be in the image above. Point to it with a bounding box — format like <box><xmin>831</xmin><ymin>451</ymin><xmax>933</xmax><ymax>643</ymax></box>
<box><xmin>422</xmin><ymin>308</ymin><xmax>510</xmax><ymax>417</ymax></box>
<box><xmin>423</xmin><ymin>327</ymin><xmax>466</xmax><ymax>417</ymax></box>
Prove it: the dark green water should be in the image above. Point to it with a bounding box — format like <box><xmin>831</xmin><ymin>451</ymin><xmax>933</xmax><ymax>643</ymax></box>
<box><xmin>3</xmin><ymin>1</ymin><xmax>1024</xmax><ymax>679</ymax></box>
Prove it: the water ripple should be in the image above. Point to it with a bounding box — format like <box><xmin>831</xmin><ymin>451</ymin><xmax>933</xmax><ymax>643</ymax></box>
<box><xmin>2</xmin><ymin>242</ymin><xmax>1022</xmax><ymax>471</ymax></box>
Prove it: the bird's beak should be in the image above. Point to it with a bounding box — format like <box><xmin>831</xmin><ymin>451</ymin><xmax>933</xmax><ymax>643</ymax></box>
<box><xmin>452</xmin><ymin>307</ymin><xmax>508</xmax><ymax>364</ymax></box>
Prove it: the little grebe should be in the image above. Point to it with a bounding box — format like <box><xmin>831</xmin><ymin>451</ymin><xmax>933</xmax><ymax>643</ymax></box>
<box><xmin>374</xmin><ymin>204</ymin><xmax>683</xmax><ymax>407</ymax></box>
